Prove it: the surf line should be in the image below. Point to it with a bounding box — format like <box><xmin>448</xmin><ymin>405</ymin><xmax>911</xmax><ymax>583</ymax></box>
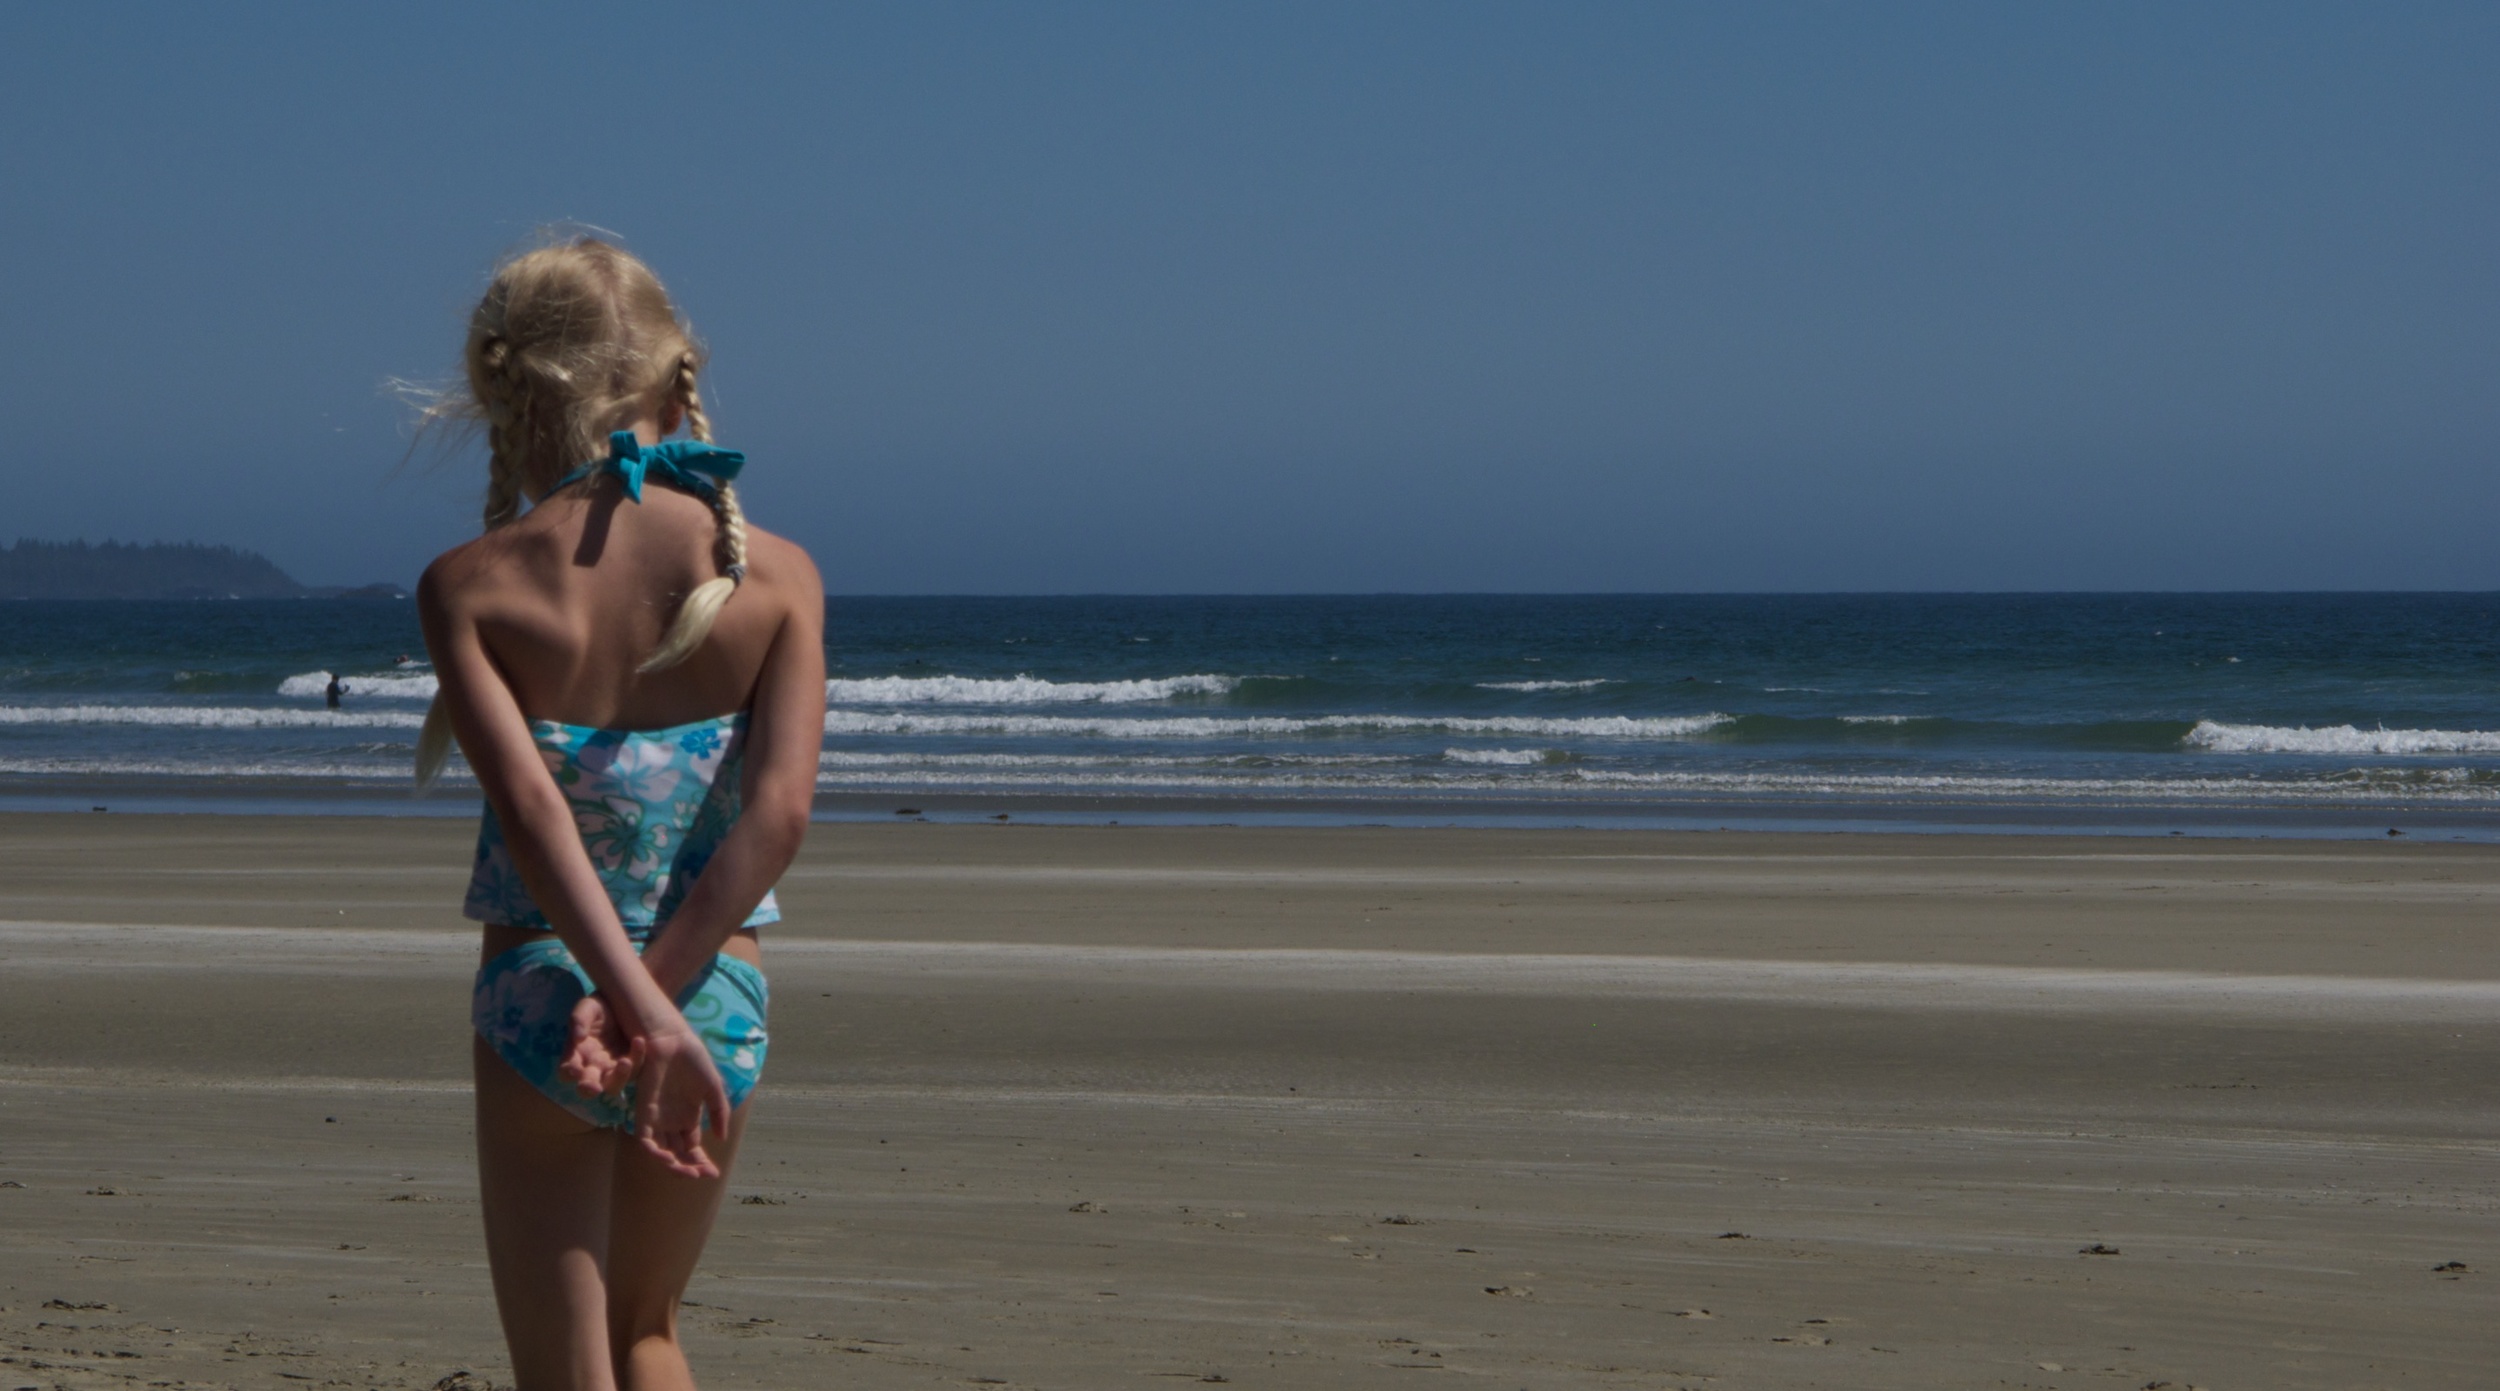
<box><xmin>8</xmin><ymin>924</ymin><xmax>2496</xmax><ymax>1023</ymax></box>
<box><xmin>760</xmin><ymin>941</ymin><xmax>2500</xmax><ymax>1022</ymax></box>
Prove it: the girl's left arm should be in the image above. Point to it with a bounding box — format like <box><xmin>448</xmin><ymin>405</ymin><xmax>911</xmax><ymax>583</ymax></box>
<box><xmin>636</xmin><ymin>556</ymin><xmax>826</xmax><ymax>997</ymax></box>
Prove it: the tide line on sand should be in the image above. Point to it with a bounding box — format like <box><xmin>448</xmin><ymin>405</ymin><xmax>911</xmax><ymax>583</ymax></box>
<box><xmin>1</xmin><ymin>922</ymin><xmax>2495</xmax><ymax>1022</ymax></box>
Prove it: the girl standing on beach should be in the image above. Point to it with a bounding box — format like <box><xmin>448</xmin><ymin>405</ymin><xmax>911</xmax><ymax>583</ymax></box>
<box><xmin>415</xmin><ymin>237</ymin><xmax>825</xmax><ymax>1391</ymax></box>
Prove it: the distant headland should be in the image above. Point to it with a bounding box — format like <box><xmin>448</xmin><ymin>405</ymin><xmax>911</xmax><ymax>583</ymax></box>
<box><xmin>0</xmin><ymin>540</ymin><xmax>407</xmax><ymax>601</ymax></box>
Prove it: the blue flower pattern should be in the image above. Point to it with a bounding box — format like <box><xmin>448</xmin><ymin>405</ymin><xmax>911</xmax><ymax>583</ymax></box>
<box><xmin>464</xmin><ymin>714</ymin><xmax>782</xmax><ymax>931</ymax></box>
<box><xmin>473</xmin><ymin>933</ymin><xmax>770</xmax><ymax>1130</ymax></box>
<box><xmin>465</xmin><ymin>711</ymin><xmax>781</xmax><ymax>1131</ymax></box>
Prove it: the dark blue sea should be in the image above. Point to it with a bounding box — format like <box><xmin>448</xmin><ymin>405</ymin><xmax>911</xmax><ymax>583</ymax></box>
<box><xmin>3</xmin><ymin>594</ymin><xmax>2497</xmax><ymax>837</ymax></box>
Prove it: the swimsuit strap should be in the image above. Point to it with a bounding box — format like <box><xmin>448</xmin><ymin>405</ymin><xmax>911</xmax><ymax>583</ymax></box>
<box><xmin>544</xmin><ymin>431</ymin><xmax>747</xmax><ymax>505</ymax></box>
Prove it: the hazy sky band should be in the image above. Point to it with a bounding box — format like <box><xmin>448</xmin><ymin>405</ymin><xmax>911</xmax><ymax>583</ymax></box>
<box><xmin>3</xmin><ymin>3</ymin><xmax>2492</xmax><ymax>590</ymax></box>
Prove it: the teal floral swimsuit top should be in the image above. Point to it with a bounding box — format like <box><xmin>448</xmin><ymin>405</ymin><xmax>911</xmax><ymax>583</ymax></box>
<box><xmin>463</xmin><ymin>713</ymin><xmax>782</xmax><ymax>934</ymax></box>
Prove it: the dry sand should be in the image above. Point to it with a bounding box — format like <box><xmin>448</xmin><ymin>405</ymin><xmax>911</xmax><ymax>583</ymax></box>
<box><xmin>1</xmin><ymin>812</ymin><xmax>2494</xmax><ymax>1389</ymax></box>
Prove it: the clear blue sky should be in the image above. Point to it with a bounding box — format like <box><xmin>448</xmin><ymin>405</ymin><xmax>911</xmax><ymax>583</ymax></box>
<box><xmin>3</xmin><ymin>3</ymin><xmax>2492</xmax><ymax>591</ymax></box>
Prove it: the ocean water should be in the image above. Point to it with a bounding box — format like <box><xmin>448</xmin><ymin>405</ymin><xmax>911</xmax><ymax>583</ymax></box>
<box><xmin>2</xmin><ymin>594</ymin><xmax>2497</xmax><ymax>836</ymax></box>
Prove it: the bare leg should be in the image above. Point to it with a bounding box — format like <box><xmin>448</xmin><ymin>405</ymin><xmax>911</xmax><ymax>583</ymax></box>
<box><xmin>605</xmin><ymin>1101</ymin><xmax>749</xmax><ymax>1391</ymax></box>
<box><xmin>475</xmin><ymin>1035</ymin><xmax>621</xmax><ymax>1391</ymax></box>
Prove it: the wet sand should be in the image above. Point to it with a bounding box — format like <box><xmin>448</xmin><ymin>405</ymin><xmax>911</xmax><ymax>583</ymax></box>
<box><xmin>0</xmin><ymin>813</ymin><xmax>2494</xmax><ymax>1389</ymax></box>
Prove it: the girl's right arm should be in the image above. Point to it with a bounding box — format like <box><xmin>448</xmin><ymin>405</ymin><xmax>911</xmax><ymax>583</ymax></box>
<box><xmin>418</xmin><ymin>557</ymin><xmax>732</xmax><ymax>1178</ymax></box>
<box><xmin>634</xmin><ymin>545</ymin><xmax>826</xmax><ymax>999</ymax></box>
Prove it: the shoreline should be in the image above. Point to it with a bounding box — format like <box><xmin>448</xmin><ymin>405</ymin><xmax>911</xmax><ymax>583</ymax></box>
<box><xmin>5</xmin><ymin>778</ymin><xmax>2497</xmax><ymax>842</ymax></box>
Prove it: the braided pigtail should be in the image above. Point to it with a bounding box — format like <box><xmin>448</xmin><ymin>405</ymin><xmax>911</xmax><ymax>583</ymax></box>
<box><xmin>674</xmin><ymin>352</ymin><xmax>713</xmax><ymax>446</ymax></box>
<box><xmin>414</xmin><ymin>698</ymin><xmax>457</xmax><ymax>791</ymax></box>
<box><xmin>639</xmin><ymin>355</ymin><xmax>748</xmax><ymax>672</ymax></box>
<box><xmin>476</xmin><ymin>335</ymin><xmax>530</xmax><ymax>530</ymax></box>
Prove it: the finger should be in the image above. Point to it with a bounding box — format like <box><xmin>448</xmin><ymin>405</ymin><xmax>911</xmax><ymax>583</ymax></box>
<box><xmin>635</xmin><ymin>1100</ymin><xmax>690</xmax><ymax>1160</ymax></box>
<box><xmin>640</xmin><ymin>1127</ymin><xmax>716</xmax><ymax>1180</ymax></box>
<box><xmin>661</xmin><ymin>1115</ymin><xmax>716</xmax><ymax>1179</ymax></box>
<box><xmin>677</xmin><ymin>1133</ymin><xmax>720</xmax><ymax>1180</ymax></box>
<box><xmin>634</xmin><ymin>1128</ymin><xmax>674</xmax><ymax>1174</ymax></box>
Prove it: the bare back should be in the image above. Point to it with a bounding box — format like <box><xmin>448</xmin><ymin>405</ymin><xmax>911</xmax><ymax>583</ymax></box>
<box><xmin>428</xmin><ymin>476</ymin><xmax>813</xmax><ymax>730</ymax></box>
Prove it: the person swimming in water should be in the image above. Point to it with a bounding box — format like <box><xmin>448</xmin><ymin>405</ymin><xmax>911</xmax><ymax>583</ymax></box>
<box><xmin>325</xmin><ymin>674</ymin><xmax>347</xmax><ymax>710</ymax></box>
<box><xmin>413</xmin><ymin>235</ymin><xmax>825</xmax><ymax>1391</ymax></box>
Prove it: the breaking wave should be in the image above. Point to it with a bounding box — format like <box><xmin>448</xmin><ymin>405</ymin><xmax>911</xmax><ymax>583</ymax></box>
<box><xmin>823</xmin><ymin>711</ymin><xmax>1734</xmax><ymax>740</ymax></box>
<box><xmin>1442</xmin><ymin>747</ymin><xmax>1559</xmax><ymax>766</ymax></box>
<box><xmin>825</xmin><ymin>673</ymin><xmax>1238</xmax><ymax>705</ymax></box>
<box><xmin>0</xmin><ymin>754</ymin><xmax>444</xmax><ymax>781</ymax></box>
<box><xmin>0</xmin><ymin>704</ymin><xmax>424</xmax><ymax>729</ymax></box>
<box><xmin>799</xmin><ymin>764</ymin><xmax>2500</xmax><ymax>804</ymax></box>
<box><xmin>2184</xmin><ymin>721</ymin><xmax>2500</xmax><ymax>756</ymax></box>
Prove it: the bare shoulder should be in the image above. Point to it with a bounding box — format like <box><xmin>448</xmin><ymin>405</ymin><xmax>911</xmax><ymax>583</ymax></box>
<box><xmin>415</xmin><ymin>527</ymin><xmax>537</xmax><ymax>612</ymax></box>
<box><xmin>742</xmin><ymin>524</ymin><xmax>823</xmax><ymax>617</ymax></box>
<box><xmin>416</xmin><ymin>533</ymin><xmax>496</xmax><ymax>623</ymax></box>
<box><xmin>417</xmin><ymin>526</ymin><xmax>555</xmax><ymax>630</ymax></box>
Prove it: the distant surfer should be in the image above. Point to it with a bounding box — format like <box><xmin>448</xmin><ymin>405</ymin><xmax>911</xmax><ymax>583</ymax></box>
<box><xmin>325</xmin><ymin>674</ymin><xmax>346</xmax><ymax>710</ymax></box>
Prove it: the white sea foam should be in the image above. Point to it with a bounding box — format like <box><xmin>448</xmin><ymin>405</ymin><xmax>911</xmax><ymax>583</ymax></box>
<box><xmin>798</xmin><ymin>763</ymin><xmax>2500</xmax><ymax>804</ymax></box>
<box><xmin>278</xmin><ymin>670</ymin><xmax>440</xmax><ymax>700</ymax></box>
<box><xmin>2184</xmin><ymin>721</ymin><xmax>2500</xmax><ymax>756</ymax></box>
<box><xmin>811</xmin><ymin>767</ymin><xmax>1477</xmax><ymax>793</ymax></box>
<box><xmin>823</xmin><ymin>710</ymin><xmax>1734</xmax><ymax>741</ymax></box>
<box><xmin>1442</xmin><ymin>747</ymin><xmax>1553</xmax><ymax>766</ymax></box>
<box><xmin>1475</xmin><ymin>679</ymin><xmax>1613</xmax><ymax>692</ymax></box>
<box><xmin>0</xmin><ymin>754</ymin><xmax>446</xmax><ymax>780</ymax></box>
<box><xmin>818</xmin><ymin>765</ymin><xmax>2493</xmax><ymax>803</ymax></box>
<box><xmin>823</xmin><ymin>751</ymin><xmax>1174</xmax><ymax>770</ymax></box>
<box><xmin>266</xmin><ymin>669</ymin><xmax>1232</xmax><ymax>707</ymax></box>
<box><xmin>825</xmin><ymin>674</ymin><xmax>1238</xmax><ymax>705</ymax></box>
<box><xmin>1839</xmin><ymin>714</ymin><xmax>1924</xmax><ymax>725</ymax></box>
<box><xmin>819</xmin><ymin>750</ymin><xmax>1403</xmax><ymax>770</ymax></box>
<box><xmin>0</xmin><ymin>705</ymin><xmax>425</xmax><ymax>729</ymax></box>
<box><xmin>1565</xmin><ymin>766</ymin><xmax>2500</xmax><ymax>802</ymax></box>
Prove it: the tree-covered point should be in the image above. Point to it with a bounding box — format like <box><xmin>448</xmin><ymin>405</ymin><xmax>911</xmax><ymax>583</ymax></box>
<box><xmin>0</xmin><ymin>540</ymin><xmax>404</xmax><ymax>600</ymax></box>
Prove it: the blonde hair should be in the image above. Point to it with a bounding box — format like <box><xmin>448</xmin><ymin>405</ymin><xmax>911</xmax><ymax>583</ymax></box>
<box><xmin>415</xmin><ymin>237</ymin><xmax>749</xmax><ymax>788</ymax></box>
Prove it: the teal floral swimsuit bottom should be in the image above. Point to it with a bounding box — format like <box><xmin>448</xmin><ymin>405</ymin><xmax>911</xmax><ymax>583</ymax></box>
<box><xmin>473</xmin><ymin>931</ymin><xmax>769</xmax><ymax>1129</ymax></box>
<box><xmin>464</xmin><ymin>712</ymin><xmax>781</xmax><ymax>1130</ymax></box>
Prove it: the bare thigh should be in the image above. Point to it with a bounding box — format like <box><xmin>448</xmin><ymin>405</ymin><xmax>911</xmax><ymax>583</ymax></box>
<box><xmin>475</xmin><ymin>1037</ymin><xmax>751</xmax><ymax>1390</ymax></box>
<box><xmin>475</xmin><ymin>1035</ymin><xmax>619</xmax><ymax>1390</ymax></box>
<box><xmin>607</xmin><ymin>1102</ymin><xmax>749</xmax><ymax>1358</ymax></box>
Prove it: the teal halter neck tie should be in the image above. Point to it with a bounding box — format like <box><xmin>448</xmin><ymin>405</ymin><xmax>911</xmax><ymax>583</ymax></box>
<box><xmin>545</xmin><ymin>431</ymin><xmax>747</xmax><ymax>504</ymax></box>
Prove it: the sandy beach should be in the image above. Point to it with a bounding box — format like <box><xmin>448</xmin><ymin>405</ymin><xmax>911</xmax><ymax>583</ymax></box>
<box><xmin>1</xmin><ymin>813</ymin><xmax>2493</xmax><ymax>1390</ymax></box>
